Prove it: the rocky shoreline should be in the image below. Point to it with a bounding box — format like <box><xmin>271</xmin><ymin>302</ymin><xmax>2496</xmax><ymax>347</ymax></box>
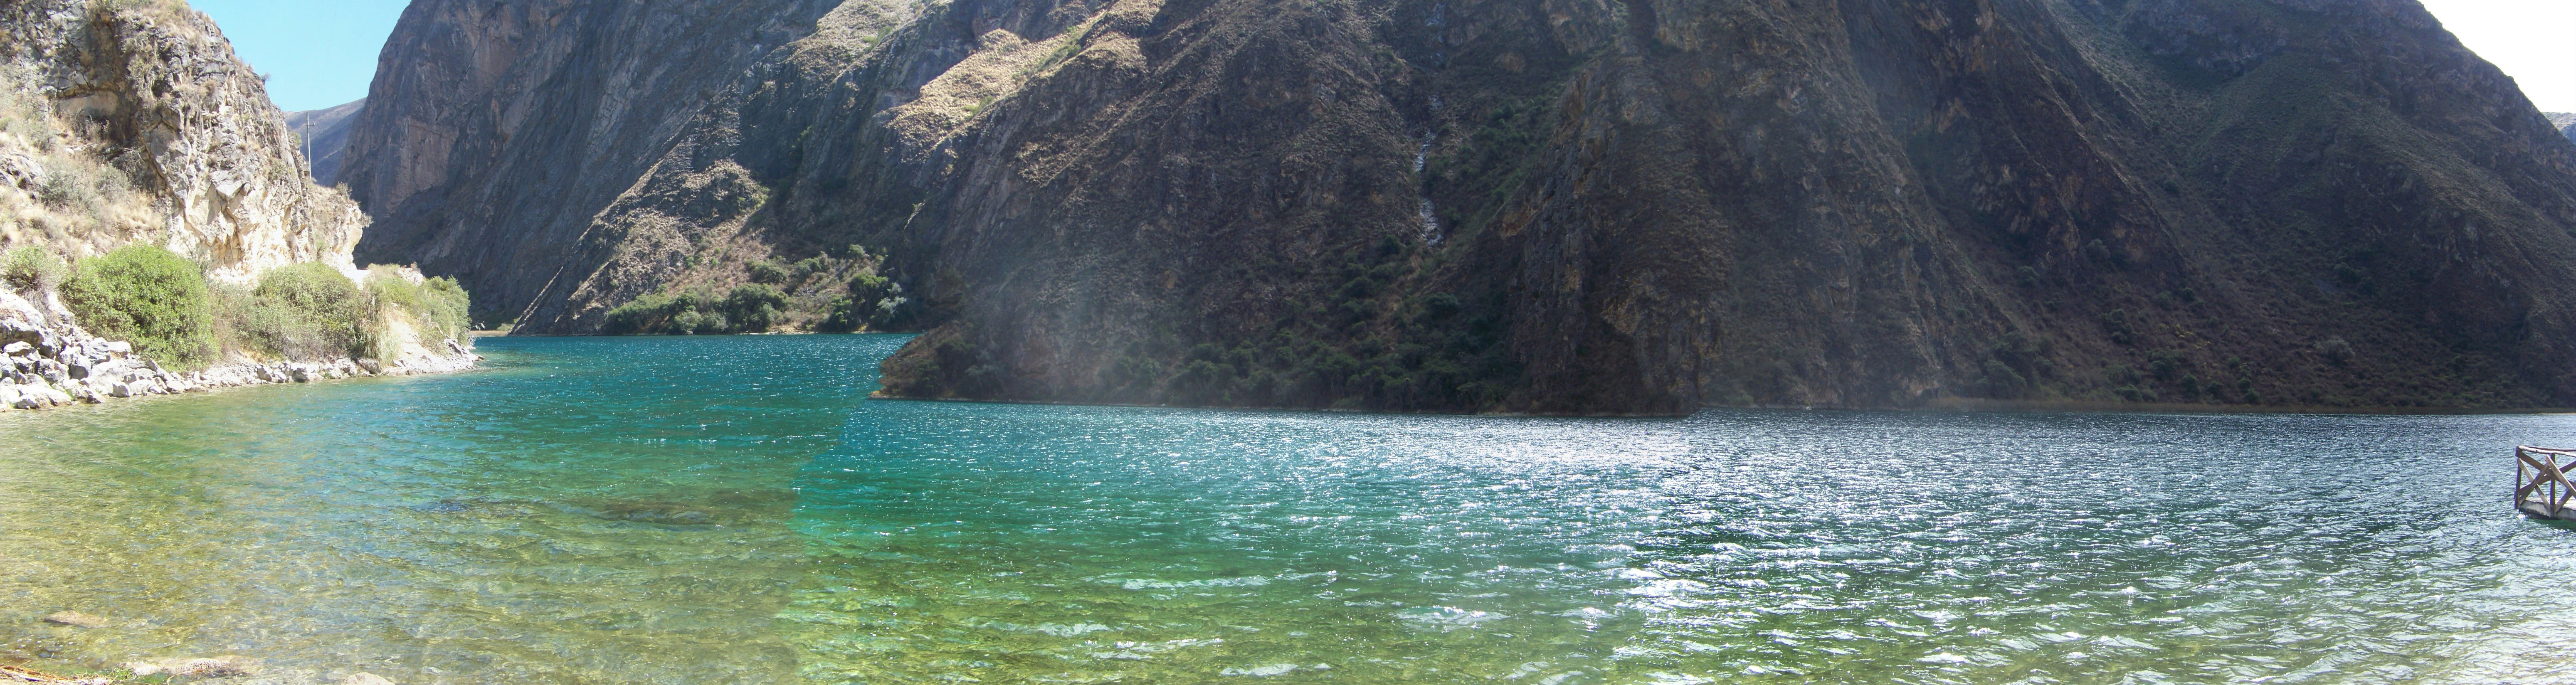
<box><xmin>1</xmin><ymin>291</ymin><xmax>479</xmax><ymax>413</ymax></box>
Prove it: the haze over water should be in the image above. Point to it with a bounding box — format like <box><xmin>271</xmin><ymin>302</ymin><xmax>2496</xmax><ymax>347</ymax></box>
<box><xmin>3</xmin><ymin>335</ymin><xmax>2573</xmax><ymax>684</ymax></box>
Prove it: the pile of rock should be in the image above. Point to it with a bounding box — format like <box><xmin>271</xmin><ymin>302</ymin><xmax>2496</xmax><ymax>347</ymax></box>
<box><xmin>2</xmin><ymin>291</ymin><xmax>479</xmax><ymax>413</ymax></box>
<box><xmin>5</xmin><ymin>338</ymin><xmax>194</xmax><ymax>408</ymax></box>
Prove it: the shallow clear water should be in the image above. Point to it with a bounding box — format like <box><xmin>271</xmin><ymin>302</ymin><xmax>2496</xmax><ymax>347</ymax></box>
<box><xmin>5</xmin><ymin>335</ymin><xmax>2576</xmax><ymax>684</ymax></box>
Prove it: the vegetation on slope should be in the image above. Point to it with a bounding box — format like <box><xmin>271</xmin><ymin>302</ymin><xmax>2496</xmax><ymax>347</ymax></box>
<box><xmin>9</xmin><ymin>244</ymin><xmax>478</xmax><ymax>372</ymax></box>
<box><xmin>0</xmin><ymin>6</ymin><xmax>474</xmax><ymax>374</ymax></box>
<box><xmin>0</xmin><ymin>66</ymin><xmax>159</xmax><ymax>251</ymax></box>
<box><xmin>60</xmin><ymin>245</ymin><xmax>216</xmax><ymax>369</ymax></box>
<box><xmin>600</xmin><ymin>246</ymin><xmax>915</xmax><ymax>335</ymax></box>
<box><xmin>364</xmin><ymin>264</ymin><xmax>472</xmax><ymax>349</ymax></box>
<box><xmin>214</xmin><ymin>264</ymin><xmax>472</xmax><ymax>367</ymax></box>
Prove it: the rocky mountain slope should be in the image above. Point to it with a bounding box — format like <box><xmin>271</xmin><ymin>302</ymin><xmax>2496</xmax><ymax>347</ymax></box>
<box><xmin>285</xmin><ymin>98</ymin><xmax>363</xmax><ymax>187</ymax></box>
<box><xmin>0</xmin><ymin>0</ymin><xmax>476</xmax><ymax>411</ymax></box>
<box><xmin>2550</xmin><ymin>112</ymin><xmax>2576</xmax><ymax>143</ymax></box>
<box><xmin>344</xmin><ymin>0</ymin><xmax>2576</xmax><ymax>414</ymax></box>
<box><xmin>0</xmin><ymin>0</ymin><xmax>368</xmax><ymax>284</ymax></box>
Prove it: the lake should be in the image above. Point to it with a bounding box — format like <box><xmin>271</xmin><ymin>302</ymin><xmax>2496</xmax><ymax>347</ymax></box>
<box><xmin>2</xmin><ymin>335</ymin><xmax>2572</xmax><ymax>684</ymax></box>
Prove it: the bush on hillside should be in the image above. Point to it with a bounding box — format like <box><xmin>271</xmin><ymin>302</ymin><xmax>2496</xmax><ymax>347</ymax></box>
<box><xmin>602</xmin><ymin>283</ymin><xmax>790</xmax><ymax>335</ymax></box>
<box><xmin>365</xmin><ymin>266</ymin><xmax>472</xmax><ymax>350</ymax></box>
<box><xmin>207</xmin><ymin>281</ymin><xmax>256</xmax><ymax>355</ymax></box>
<box><xmin>61</xmin><ymin>244</ymin><xmax>214</xmax><ymax>369</ymax></box>
<box><xmin>2</xmin><ymin>247</ymin><xmax>65</xmax><ymax>291</ymax></box>
<box><xmin>603</xmin><ymin>290</ymin><xmax>694</xmax><ymax>335</ymax></box>
<box><xmin>822</xmin><ymin>274</ymin><xmax>914</xmax><ymax>331</ymax></box>
<box><xmin>723</xmin><ymin>284</ymin><xmax>787</xmax><ymax>332</ymax></box>
<box><xmin>35</xmin><ymin>156</ymin><xmax>135</xmax><ymax>214</ymax></box>
<box><xmin>819</xmin><ymin>296</ymin><xmax>863</xmax><ymax>333</ymax></box>
<box><xmin>423</xmin><ymin>277</ymin><xmax>471</xmax><ymax>336</ymax></box>
<box><xmin>241</xmin><ymin>262</ymin><xmax>370</xmax><ymax>361</ymax></box>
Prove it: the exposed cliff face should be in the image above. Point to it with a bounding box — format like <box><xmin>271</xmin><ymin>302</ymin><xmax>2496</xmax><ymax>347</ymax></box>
<box><xmin>341</xmin><ymin>0</ymin><xmax>854</xmax><ymax>324</ymax></box>
<box><xmin>346</xmin><ymin>0</ymin><xmax>2576</xmax><ymax>413</ymax></box>
<box><xmin>0</xmin><ymin>0</ymin><xmax>477</xmax><ymax>409</ymax></box>
<box><xmin>0</xmin><ymin>0</ymin><xmax>365</xmax><ymax>284</ymax></box>
<box><xmin>284</xmin><ymin>98</ymin><xmax>361</xmax><ymax>187</ymax></box>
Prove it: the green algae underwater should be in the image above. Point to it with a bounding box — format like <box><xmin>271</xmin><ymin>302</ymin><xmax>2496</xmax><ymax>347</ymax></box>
<box><xmin>4</xmin><ymin>334</ymin><xmax>2576</xmax><ymax>684</ymax></box>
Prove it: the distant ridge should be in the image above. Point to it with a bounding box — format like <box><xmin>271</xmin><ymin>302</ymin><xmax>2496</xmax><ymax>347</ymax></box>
<box><xmin>2552</xmin><ymin>113</ymin><xmax>2576</xmax><ymax>144</ymax></box>
<box><xmin>284</xmin><ymin>99</ymin><xmax>363</xmax><ymax>187</ymax></box>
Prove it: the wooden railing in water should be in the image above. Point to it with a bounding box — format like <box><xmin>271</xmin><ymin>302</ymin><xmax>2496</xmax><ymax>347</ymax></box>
<box><xmin>2517</xmin><ymin>446</ymin><xmax>2576</xmax><ymax>520</ymax></box>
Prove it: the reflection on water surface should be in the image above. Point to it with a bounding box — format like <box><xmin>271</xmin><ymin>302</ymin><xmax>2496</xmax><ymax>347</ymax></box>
<box><xmin>3</xmin><ymin>335</ymin><xmax>2572</xmax><ymax>684</ymax></box>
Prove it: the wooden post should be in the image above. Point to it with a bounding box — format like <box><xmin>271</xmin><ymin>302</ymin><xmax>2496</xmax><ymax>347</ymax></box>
<box><xmin>2516</xmin><ymin>446</ymin><xmax>2576</xmax><ymax>520</ymax></box>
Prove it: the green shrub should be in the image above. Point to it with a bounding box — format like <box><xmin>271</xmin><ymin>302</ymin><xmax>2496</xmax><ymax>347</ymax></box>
<box><xmin>602</xmin><ymin>283</ymin><xmax>788</xmax><ymax>335</ymax></box>
<box><xmin>34</xmin><ymin>156</ymin><xmax>133</xmax><ymax>214</ymax></box>
<box><xmin>422</xmin><ymin>278</ymin><xmax>470</xmax><ymax>333</ymax></box>
<box><xmin>2100</xmin><ymin>309</ymin><xmax>2135</xmax><ymax>345</ymax></box>
<box><xmin>2317</xmin><ymin>337</ymin><xmax>2356</xmax><ymax>365</ymax></box>
<box><xmin>207</xmin><ymin>281</ymin><xmax>255</xmax><ymax>355</ymax></box>
<box><xmin>819</xmin><ymin>296</ymin><xmax>862</xmax><ymax>333</ymax></box>
<box><xmin>365</xmin><ymin>266</ymin><xmax>471</xmax><ymax>349</ymax></box>
<box><xmin>61</xmin><ymin>244</ymin><xmax>214</xmax><ymax>369</ymax></box>
<box><xmin>604</xmin><ymin>291</ymin><xmax>686</xmax><ymax>334</ymax></box>
<box><xmin>244</xmin><ymin>262</ymin><xmax>370</xmax><ymax>361</ymax></box>
<box><xmin>723</xmin><ymin>284</ymin><xmax>786</xmax><ymax>331</ymax></box>
<box><xmin>2148</xmin><ymin>350</ymin><xmax>2188</xmax><ymax>381</ymax></box>
<box><xmin>2</xmin><ymin>246</ymin><xmax>65</xmax><ymax>291</ymax></box>
<box><xmin>748</xmin><ymin>260</ymin><xmax>791</xmax><ymax>284</ymax></box>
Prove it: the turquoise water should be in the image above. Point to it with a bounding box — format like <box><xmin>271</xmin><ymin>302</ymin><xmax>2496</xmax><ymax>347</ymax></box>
<box><xmin>4</xmin><ymin>335</ymin><xmax>2576</xmax><ymax>683</ymax></box>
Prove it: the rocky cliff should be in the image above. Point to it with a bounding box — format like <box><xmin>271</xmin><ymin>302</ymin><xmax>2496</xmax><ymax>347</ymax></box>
<box><xmin>345</xmin><ymin>0</ymin><xmax>2576</xmax><ymax>414</ymax></box>
<box><xmin>0</xmin><ymin>0</ymin><xmax>367</xmax><ymax>284</ymax></box>
<box><xmin>284</xmin><ymin>98</ymin><xmax>362</xmax><ymax>187</ymax></box>
<box><xmin>340</xmin><ymin>0</ymin><xmax>852</xmax><ymax>325</ymax></box>
<box><xmin>0</xmin><ymin>0</ymin><xmax>476</xmax><ymax>412</ymax></box>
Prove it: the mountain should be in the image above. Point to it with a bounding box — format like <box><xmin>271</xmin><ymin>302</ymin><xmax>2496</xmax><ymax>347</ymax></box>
<box><xmin>2550</xmin><ymin>112</ymin><xmax>2576</xmax><ymax>143</ymax></box>
<box><xmin>285</xmin><ymin>98</ymin><xmax>364</xmax><ymax>187</ymax></box>
<box><xmin>0</xmin><ymin>0</ymin><xmax>477</xmax><ymax>393</ymax></box>
<box><xmin>341</xmin><ymin>0</ymin><xmax>2576</xmax><ymax>414</ymax></box>
<box><xmin>2</xmin><ymin>0</ymin><xmax>368</xmax><ymax>283</ymax></box>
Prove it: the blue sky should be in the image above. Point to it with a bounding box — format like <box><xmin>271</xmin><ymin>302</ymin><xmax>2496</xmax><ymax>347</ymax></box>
<box><xmin>2419</xmin><ymin>0</ymin><xmax>2576</xmax><ymax>113</ymax></box>
<box><xmin>191</xmin><ymin>0</ymin><xmax>409</xmax><ymax>112</ymax></box>
<box><xmin>196</xmin><ymin>0</ymin><xmax>2573</xmax><ymax>114</ymax></box>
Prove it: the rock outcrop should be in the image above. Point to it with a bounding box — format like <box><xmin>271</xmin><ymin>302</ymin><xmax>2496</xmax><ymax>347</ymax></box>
<box><xmin>0</xmin><ymin>0</ymin><xmax>366</xmax><ymax>285</ymax></box>
<box><xmin>0</xmin><ymin>0</ymin><xmax>477</xmax><ymax>407</ymax></box>
<box><xmin>340</xmin><ymin>0</ymin><xmax>843</xmax><ymax>325</ymax></box>
<box><xmin>344</xmin><ymin>0</ymin><xmax>2576</xmax><ymax>414</ymax></box>
<box><xmin>1</xmin><ymin>286</ymin><xmax>476</xmax><ymax>414</ymax></box>
<box><xmin>285</xmin><ymin>98</ymin><xmax>363</xmax><ymax>187</ymax></box>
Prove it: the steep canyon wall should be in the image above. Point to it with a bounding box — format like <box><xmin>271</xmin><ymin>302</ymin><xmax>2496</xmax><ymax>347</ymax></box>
<box><xmin>344</xmin><ymin>0</ymin><xmax>2576</xmax><ymax>413</ymax></box>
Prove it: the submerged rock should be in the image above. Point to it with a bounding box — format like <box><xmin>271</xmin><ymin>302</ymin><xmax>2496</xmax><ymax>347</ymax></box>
<box><xmin>587</xmin><ymin>503</ymin><xmax>720</xmax><ymax>526</ymax></box>
<box><xmin>413</xmin><ymin>500</ymin><xmax>471</xmax><ymax>513</ymax></box>
<box><xmin>40</xmin><ymin>611</ymin><xmax>109</xmax><ymax>628</ymax></box>
<box><xmin>122</xmin><ymin>657</ymin><xmax>285</xmax><ymax>680</ymax></box>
